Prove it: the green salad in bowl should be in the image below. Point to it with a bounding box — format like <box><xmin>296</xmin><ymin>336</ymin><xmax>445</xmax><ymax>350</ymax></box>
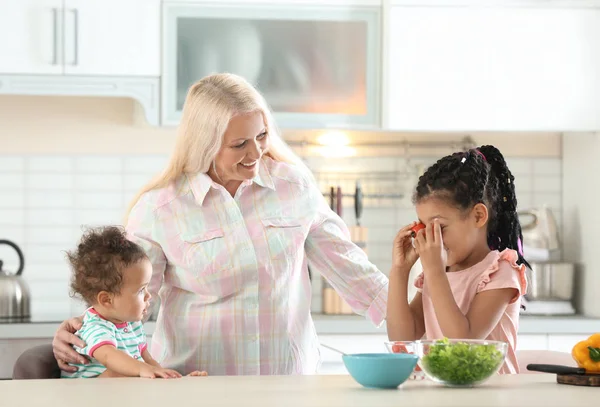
<box><xmin>415</xmin><ymin>338</ymin><xmax>507</xmax><ymax>387</ymax></box>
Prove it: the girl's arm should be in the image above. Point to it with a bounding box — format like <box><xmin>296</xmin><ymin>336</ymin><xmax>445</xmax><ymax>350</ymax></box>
<box><xmin>417</xmin><ymin>220</ymin><xmax>518</xmax><ymax>339</ymax></box>
<box><xmin>386</xmin><ymin>266</ymin><xmax>425</xmax><ymax>341</ymax></box>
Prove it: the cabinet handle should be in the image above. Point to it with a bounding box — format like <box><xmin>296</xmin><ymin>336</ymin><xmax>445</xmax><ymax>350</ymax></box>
<box><xmin>70</xmin><ymin>9</ymin><xmax>78</xmax><ymax>66</ymax></box>
<box><xmin>51</xmin><ymin>8</ymin><xmax>58</xmax><ymax>65</ymax></box>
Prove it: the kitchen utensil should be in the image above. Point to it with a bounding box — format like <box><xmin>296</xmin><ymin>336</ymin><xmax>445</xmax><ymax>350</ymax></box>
<box><xmin>329</xmin><ymin>186</ymin><xmax>335</xmax><ymax>210</ymax></box>
<box><xmin>527</xmin><ymin>364</ymin><xmax>600</xmax><ymax>387</ymax></box>
<box><xmin>342</xmin><ymin>353</ymin><xmax>419</xmax><ymax>389</ymax></box>
<box><xmin>517</xmin><ymin>205</ymin><xmax>559</xmax><ymax>256</ymax></box>
<box><xmin>354</xmin><ymin>181</ymin><xmax>363</xmax><ymax>226</ymax></box>
<box><xmin>336</xmin><ymin>186</ymin><xmax>342</xmax><ymax>218</ymax></box>
<box><xmin>525</xmin><ymin>262</ymin><xmax>575</xmax><ymax>301</ymax></box>
<box><xmin>320</xmin><ymin>343</ymin><xmax>347</xmax><ymax>356</ymax></box>
<box><xmin>0</xmin><ymin>239</ymin><xmax>30</xmax><ymax>322</ymax></box>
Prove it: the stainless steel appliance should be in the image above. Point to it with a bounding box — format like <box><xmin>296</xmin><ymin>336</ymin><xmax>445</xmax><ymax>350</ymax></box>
<box><xmin>522</xmin><ymin>262</ymin><xmax>576</xmax><ymax>316</ymax></box>
<box><xmin>0</xmin><ymin>239</ymin><xmax>30</xmax><ymax>322</ymax></box>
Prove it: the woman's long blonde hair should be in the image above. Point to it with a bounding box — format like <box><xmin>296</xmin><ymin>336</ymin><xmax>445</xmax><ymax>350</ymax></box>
<box><xmin>124</xmin><ymin>73</ymin><xmax>308</xmax><ymax>223</ymax></box>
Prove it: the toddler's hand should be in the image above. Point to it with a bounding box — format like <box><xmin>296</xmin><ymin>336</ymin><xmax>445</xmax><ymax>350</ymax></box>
<box><xmin>392</xmin><ymin>222</ymin><xmax>420</xmax><ymax>272</ymax></box>
<box><xmin>414</xmin><ymin>220</ymin><xmax>447</xmax><ymax>273</ymax></box>
<box><xmin>140</xmin><ymin>365</ymin><xmax>182</xmax><ymax>379</ymax></box>
<box><xmin>187</xmin><ymin>370</ymin><xmax>208</xmax><ymax>377</ymax></box>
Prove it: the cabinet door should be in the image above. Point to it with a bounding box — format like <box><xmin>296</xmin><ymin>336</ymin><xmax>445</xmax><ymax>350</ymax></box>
<box><xmin>62</xmin><ymin>0</ymin><xmax>160</xmax><ymax>76</ymax></box>
<box><xmin>162</xmin><ymin>4</ymin><xmax>381</xmax><ymax>128</ymax></box>
<box><xmin>0</xmin><ymin>0</ymin><xmax>64</xmax><ymax>75</ymax></box>
<box><xmin>388</xmin><ymin>7</ymin><xmax>600</xmax><ymax>131</ymax></box>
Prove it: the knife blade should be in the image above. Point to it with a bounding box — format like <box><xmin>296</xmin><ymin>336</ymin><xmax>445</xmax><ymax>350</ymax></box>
<box><xmin>354</xmin><ymin>181</ymin><xmax>363</xmax><ymax>226</ymax></box>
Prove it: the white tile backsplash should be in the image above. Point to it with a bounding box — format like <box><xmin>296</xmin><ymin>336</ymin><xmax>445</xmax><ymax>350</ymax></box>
<box><xmin>0</xmin><ymin>190</ymin><xmax>24</xmax><ymax>208</ymax></box>
<box><xmin>26</xmin><ymin>190</ymin><xmax>74</xmax><ymax>208</ymax></box>
<box><xmin>27</xmin><ymin>227</ymin><xmax>76</xmax><ymax>244</ymax></box>
<box><xmin>0</xmin><ymin>209</ymin><xmax>25</xmax><ymax>225</ymax></box>
<box><xmin>0</xmin><ymin>157</ymin><xmax>24</xmax><ymax>172</ymax></box>
<box><xmin>533</xmin><ymin>158</ymin><xmax>562</xmax><ymax>175</ymax></box>
<box><xmin>75</xmin><ymin>156</ymin><xmax>123</xmax><ymax>173</ymax></box>
<box><xmin>533</xmin><ymin>176</ymin><xmax>562</xmax><ymax>193</ymax></box>
<box><xmin>26</xmin><ymin>209</ymin><xmax>74</xmax><ymax>226</ymax></box>
<box><xmin>27</xmin><ymin>173</ymin><xmax>73</xmax><ymax>189</ymax></box>
<box><xmin>75</xmin><ymin>191</ymin><xmax>123</xmax><ymax>209</ymax></box>
<box><xmin>0</xmin><ymin>174</ymin><xmax>24</xmax><ymax>189</ymax></box>
<box><xmin>124</xmin><ymin>156</ymin><xmax>168</xmax><ymax>174</ymax></box>
<box><xmin>27</xmin><ymin>157</ymin><xmax>73</xmax><ymax>173</ymax></box>
<box><xmin>75</xmin><ymin>174</ymin><xmax>123</xmax><ymax>190</ymax></box>
<box><xmin>0</xmin><ymin>153</ymin><xmax>563</xmax><ymax>318</ymax></box>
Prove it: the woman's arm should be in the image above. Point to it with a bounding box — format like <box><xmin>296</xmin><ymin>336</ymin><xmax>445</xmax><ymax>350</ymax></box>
<box><xmin>304</xmin><ymin>185</ymin><xmax>388</xmax><ymax>327</ymax></box>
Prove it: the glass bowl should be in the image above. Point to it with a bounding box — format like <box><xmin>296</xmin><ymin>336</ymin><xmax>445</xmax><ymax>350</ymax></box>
<box><xmin>414</xmin><ymin>338</ymin><xmax>508</xmax><ymax>387</ymax></box>
<box><xmin>383</xmin><ymin>341</ymin><xmax>425</xmax><ymax>380</ymax></box>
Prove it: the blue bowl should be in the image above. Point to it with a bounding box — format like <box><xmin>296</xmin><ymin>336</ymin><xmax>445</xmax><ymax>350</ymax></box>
<box><xmin>342</xmin><ymin>353</ymin><xmax>419</xmax><ymax>389</ymax></box>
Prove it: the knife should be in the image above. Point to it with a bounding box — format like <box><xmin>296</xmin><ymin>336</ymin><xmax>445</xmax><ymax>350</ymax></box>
<box><xmin>336</xmin><ymin>186</ymin><xmax>342</xmax><ymax>217</ymax></box>
<box><xmin>527</xmin><ymin>364</ymin><xmax>591</xmax><ymax>375</ymax></box>
<box><xmin>354</xmin><ymin>181</ymin><xmax>363</xmax><ymax>226</ymax></box>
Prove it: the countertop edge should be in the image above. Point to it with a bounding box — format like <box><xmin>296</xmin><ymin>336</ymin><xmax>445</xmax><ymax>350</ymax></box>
<box><xmin>0</xmin><ymin>315</ymin><xmax>598</xmax><ymax>339</ymax></box>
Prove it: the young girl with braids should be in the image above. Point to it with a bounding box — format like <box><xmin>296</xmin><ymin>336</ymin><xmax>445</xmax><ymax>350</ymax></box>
<box><xmin>386</xmin><ymin>145</ymin><xmax>530</xmax><ymax>374</ymax></box>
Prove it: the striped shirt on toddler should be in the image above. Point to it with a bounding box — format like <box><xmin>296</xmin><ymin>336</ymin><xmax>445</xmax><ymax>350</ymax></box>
<box><xmin>61</xmin><ymin>308</ymin><xmax>148</xmax><ymax>378</ymax></box>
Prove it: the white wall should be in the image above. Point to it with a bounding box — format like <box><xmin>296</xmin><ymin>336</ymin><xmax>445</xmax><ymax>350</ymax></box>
<box><xmin>0</xmin><ymin>95</ymin><xmax>564</xmax><ymax>319</ymax></box>
<box><xmin>562</xmin><ymin>133</ymin><xmax>600</xmax><ymax>317</ymax></box>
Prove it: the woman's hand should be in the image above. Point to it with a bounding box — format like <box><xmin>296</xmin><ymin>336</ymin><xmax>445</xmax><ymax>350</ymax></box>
<box><xmin>52</xmin><ymin>317</ymin><xmax>88</xmax><ymax>372</ymax></box>
<box><xmin>414</xmin><ymin>220</ymin><xmax>447</xmax><ymax>274</ymax></box>
<box><xmin>392</xmin><ymin>222</ymin><xmax>420</xmax><ymax>273</ymax></box>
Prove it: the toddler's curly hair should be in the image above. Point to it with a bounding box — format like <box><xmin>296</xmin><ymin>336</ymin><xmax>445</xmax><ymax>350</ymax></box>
<box><xmin>66</xmin><ymin>226</ymin><xmax>148</xmax><ymax>305</ymax></box>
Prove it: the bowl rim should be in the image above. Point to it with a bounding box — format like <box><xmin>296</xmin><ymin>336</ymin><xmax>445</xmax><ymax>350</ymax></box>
<box><xmin>415</xmin><ymin>339</ymin><xmax>508</xmax><ymax>347</ymax></box>
<box><xmin>342</xmin><ymin>352</ymin><xmax>419</xmax><ymax>359</ymax></box>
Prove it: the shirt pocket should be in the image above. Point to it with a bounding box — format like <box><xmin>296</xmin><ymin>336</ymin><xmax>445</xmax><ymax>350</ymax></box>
<box><xmin>261</xmin><ymin>217</ymin><xmax>305</xmax><ymax>263</ymax></box>
<box><xmin>181</xmin><ymin>228</ymin><xmax>232</xmax><ymax>278</ymax></box>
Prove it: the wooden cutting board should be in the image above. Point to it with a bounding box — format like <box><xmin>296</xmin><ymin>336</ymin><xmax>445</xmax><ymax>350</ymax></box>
<box><xmin>557</xmin><ymin>373</ymin><xmax>600</xmax><ymax>387</ymax></box>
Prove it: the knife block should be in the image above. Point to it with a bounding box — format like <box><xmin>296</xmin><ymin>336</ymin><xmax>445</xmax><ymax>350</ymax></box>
<box><xmin>322</xmin><ymin>225</ymin><xmax>368</xmax><ymax>315</ymax></box>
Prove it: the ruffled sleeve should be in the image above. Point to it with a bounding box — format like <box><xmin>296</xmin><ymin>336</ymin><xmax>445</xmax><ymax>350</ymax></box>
<box><xmin>476</xmin><ymin>249</ymin><xmax>528</xmax><ymax>303</ymax></box>
<box><xmin>414</xmin><ymin>272</ymin><xmax>425</xmax><ymax>292</ymax></box>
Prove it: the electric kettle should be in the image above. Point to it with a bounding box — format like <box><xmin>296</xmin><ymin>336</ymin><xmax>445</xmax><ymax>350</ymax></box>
<box><xmin>518</xmin><ymin>205</ymin><xmax>560</xmax><ymax>251</ymax></box>
<box><xmin>0</xmin><ymin>239</ymin><xmax>30</xmax><ymax>322</ymax></box>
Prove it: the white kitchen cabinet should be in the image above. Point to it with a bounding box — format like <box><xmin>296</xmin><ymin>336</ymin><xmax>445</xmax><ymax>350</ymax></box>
<box><xmin>387</xmin><ymin>6</ymin><xmax>600</xmax><ymax>131</ymax></box>
<box><xmin>62</xmin><ymin>0</ymin><xmax>160</xmax><ymax>76</ymax></box>
<box><xmin>161</xmin><ymin>2</ymin><xmax>382</xmax><ymax>128</ymax></box>
<box><xmin>0</xmin><ymin>0</ymin><xmax>63</xmax><ymax>75</ymax></box>
<box><xmin>0</xmin><ymin>0</ymin><xmax>160</xmax><ymax>77</ymax></box>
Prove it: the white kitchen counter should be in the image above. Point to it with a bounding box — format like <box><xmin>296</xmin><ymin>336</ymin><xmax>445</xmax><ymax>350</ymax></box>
<box><xmin>0</xmin><ymin>374</ymin><xmax>595</xmax><ymax>407</ymax></box>
<box><xmin>0</xmin><ymin>314</ymin><xmax>598</xmax><ymax>339</ymax></box>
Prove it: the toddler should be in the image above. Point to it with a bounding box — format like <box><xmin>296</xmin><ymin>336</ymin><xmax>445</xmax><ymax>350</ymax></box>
<box><xmin>61</xmin><ymin>226</ymin><xmax>207</xmax><ymax>378</ymax></box>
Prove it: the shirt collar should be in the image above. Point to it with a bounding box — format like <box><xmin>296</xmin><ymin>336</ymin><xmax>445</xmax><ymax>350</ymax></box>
<box><xmin>187</xmin><ymin>158</ymin><xmax>275</xmax><ymax>205</ymax></box>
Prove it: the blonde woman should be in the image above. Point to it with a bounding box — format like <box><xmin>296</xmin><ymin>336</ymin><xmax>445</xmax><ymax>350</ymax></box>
<box><xmin>49</xmin><ymin>73</ymin><xmax>389</xmax><ymax>376</ymax></box>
